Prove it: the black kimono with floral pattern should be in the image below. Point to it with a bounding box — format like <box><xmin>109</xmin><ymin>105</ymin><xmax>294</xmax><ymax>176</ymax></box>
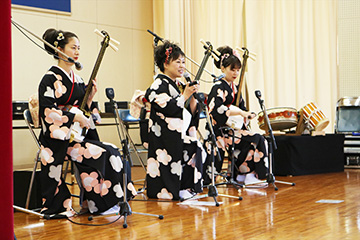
<box><xmin>38</xmin><ymin>65</ymin><xmax>136</xmax><ymax>215</ymax></box>
<box><xmin>144</xmin><ymin>74</ymin><xmax>206</xmax><ymax>200</ymax></box>
<box><xmin>203</xmin><ymin>79</ymin><xmax>268</xmax><ymax>184</ymax></box>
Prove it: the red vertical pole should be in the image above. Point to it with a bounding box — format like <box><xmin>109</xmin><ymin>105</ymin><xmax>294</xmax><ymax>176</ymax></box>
<box><xmin>0</xmin><ymin>0</ymin><xmax>14</xmax><ymax>239</ymax></box>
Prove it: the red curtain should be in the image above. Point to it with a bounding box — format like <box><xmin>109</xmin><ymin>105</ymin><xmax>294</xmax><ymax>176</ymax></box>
<box><xmin>0</xmin><ymin>0</ymin><xmax>14</xmax><ymax>239</ymax></box>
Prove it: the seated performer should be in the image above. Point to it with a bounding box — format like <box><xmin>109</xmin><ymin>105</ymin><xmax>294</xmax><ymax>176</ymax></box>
<box><xmin>144</xmin><ymin>41</ymin><xmax>206</xmax><ymax>200</ymax></box>
<box><xmin>203</xmin><ymin>46</ymin><xmax>268</xmax><ymax>185</ymax></box>
<box><xmin>38</xmin><ymin>28</ymin><xmax>137</xmax><ymax>217</ymax></box>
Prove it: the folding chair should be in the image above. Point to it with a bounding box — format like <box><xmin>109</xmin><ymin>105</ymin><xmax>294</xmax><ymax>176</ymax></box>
<box><xmin>118</xmin><ymin>109</ymin><xmax>147</xmax><ymax>167</ymax></box>
<box><xmin>117</xmin><ymin>109</ymin><xmax>148</xmax><ymax>192</ymax></box>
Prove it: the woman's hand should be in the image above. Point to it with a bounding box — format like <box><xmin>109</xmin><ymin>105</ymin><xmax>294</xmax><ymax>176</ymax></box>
<box><xmin>183</xmin><ymin>82</ymin><xmax>198</xmax><ymax>101</ymax></box>
<box><xmin>229</xmin><ymin>106</ymin><xmax>256</xmax><ymax>120</ymax></box>
<box><xmin>245</xmin><ymin>111</ymin><xmax>257</xmax><ymax>120</ymax></box>
<box><xmin>183</xmin><ymin>82</ymin><xmax>199</xmax><ymax>114</ymax></box>
<box><xmin>74</xmin><ymin>113</ymin><xmax>91</xmax><ymax>129</ymax></box>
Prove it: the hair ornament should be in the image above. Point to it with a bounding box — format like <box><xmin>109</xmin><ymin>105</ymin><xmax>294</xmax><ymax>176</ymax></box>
<box><xmin>165</xmin><ymin>47</ymin><xmax>173</xmax><ymax>64</ymax></box>
<box><xmin>57</xmin><ymin>32</ymin><xmax>65</xmax><ymax>41</ymax></box>
<box><xmin>54</xmin><ymin>41</ymin><xmax>58</xmax><ymax>47</ymax></box>
<box><xmin>233</xmin><ymin>50</ymin><xmax>241</xmax><ymax>61</ymax></box>
<box><xmin>220</xmin><ymin>53</ymin><xmax>230</xmax><ymax>66</ymax></box>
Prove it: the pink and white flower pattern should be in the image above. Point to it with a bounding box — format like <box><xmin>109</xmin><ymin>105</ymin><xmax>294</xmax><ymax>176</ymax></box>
<box><xmin>40</xmin><ymin>146</ymin><xmax>54</xmax><ymax>166</ymax></box>
<box><xmin>113</xmin><ymin>183</ymin><xmax>124</xmax><ymax>198</ymax></box>
<box><xmin>147</xmin><ymin>158</ymin><xmax>160</xmax><ymax>178</ymax></box>
<box><xmin>94</xmin><ymin>179</ymin><xmax>112</xmax><ymax>196</ymax></box>
<box><xmin>84</xmin><ymin>142</ymin><xmax>106</xmax><ymax>160</ymax></box>
<box><xmin>67</xmin><ymin>143</ymin><xmax>85</xmax><ymax>162</ymax></box>
<box><xmin>156</xmin><ymin>149</ymin><xmax>172</xmax><ymax>165</ymax></box>
<box><xmin>87</xmin><ymin>200</ymin><xmax>98</xmax><ymax>213</ymax></box>
<box><xmin>80</xmin><ymin>172</ymin><xmax>99</xmax><ymax>192</ymax></box>
<box><xmin>170</xmin><ymin>160</ymin><xmax>182</xmax><ymax>176</ymax></box>
<box><xmin>54</xmin><ymin>78</ymin><xmax>67</xmax><ymax>98</ymax></box>
<box><xmin>109</xmin><ymin>155</ymin><xmax>123</xmax><ymax>172</ymax></box>
<box><xmin>157</xmin><ymin>188</ymin><xmax>173</xmax><ymax>200</ymax></box>
<box><xmin>49</xmin><ymin>164</ymin><xmax>62</xmax><ymax>182</ymax></box>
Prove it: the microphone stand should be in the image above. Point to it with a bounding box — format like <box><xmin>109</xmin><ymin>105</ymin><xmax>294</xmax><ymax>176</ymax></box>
<box><xmin>181</xmin><ymin>95</ymin><xmax>242</xmax><ymax>204</ymax></box>
<box><xmin>184</xmin><ymin>97</ymin><xmax>219</xmax><ymax>205</ymax></box>
<box><xmin>107</xmin><ymin>91</ymin><xmax>147</xmax><ymax>193</ymax></box>
<box><xmin>11</xmin><ymin>19</ymin><xmax>83</xmax><ymax>71</ymax></box>
<box><xmin>93</xmin><ymin>92</ymin><xmax>163</xmax><ymax>228</ymax></box>
<box><xmin>147</xmin><ymin>30</ymin><xmax>162</xmax><ymax>75</ymax></box>
<box><xmin>214</xmin><ymin>126</ymin><xmax>244</xmax><ymax>193</ymax></box>
<box><xmin>181</xmin><ymin>41</ymin><xmax>242</xmax><ymax>204</ymax></box>
<box><xmin>13</xmin><ymin>205</ymin><xmax>68</xmax><ymax>220</ymax></box>
<box><xmin>249</xmin><ymin>91</ymin><xmax>295</xmax><ymax>190</ymax></box>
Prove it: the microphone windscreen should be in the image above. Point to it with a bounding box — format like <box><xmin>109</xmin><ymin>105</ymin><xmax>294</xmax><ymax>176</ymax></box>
<box><xmin>105</xmin><ymin>88</ymin><xmax>115</xmax><ymax>100</ymax></box>
<box><xmin>75</xmin><ymin>62</ymin><xmax>83</xmax><ymax>71</ymax></box>
<box><xmin>213</xmin><ymin>73</ymin><xmax>225</xmax><ymax>82</ymax></box>
<box><xmin>183</xmin><ymin>72</ymin><xmax>190</xmax><ymax>79</ymax></box>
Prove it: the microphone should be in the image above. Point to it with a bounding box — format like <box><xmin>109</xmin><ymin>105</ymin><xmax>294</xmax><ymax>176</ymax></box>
<box><xmin>255</xmin><ymin>90</ymin><xmax>261</xmax><ymax>99</ymax></box>
<box><xmin>183</xmin><ymin>72</ymin><xmax>205</xmax><ymax>106</ymax></box>
<box><xmin>255</xmin><ymin>90</ymin><xmax>263</xmax><ymax>105</ymax></box>
<box><xmin>212</xmin><ymin>73</ymin><xmax>225</xmax><ymax>82</ymax></box>
<box><xmin>75</xmin><ymin>61</ymin><xmax>83</xmax><ymax>71</ymax></box>
<box><xmin>106</xmin><ymin>88</ymin><xmax>117</xmax><ymax>113</ymax></box>
<box><xmin>183</xmin><ymin>72</ymin><xmax>199</xmax><ymax>86</ymax></box>
<box><xmin>106</xmin><ymin>87</ymin><xmax>115</xmax><ymax>102</ymax></box>
<box><xmin>67</xmin><ymin>57</ymin><xmax>83</xmax><ymax>71</ymax></box>
<box><xmin>147</xmin><ymin>29</ymin><xmax>164</xmax><ymax>42</ymax></box>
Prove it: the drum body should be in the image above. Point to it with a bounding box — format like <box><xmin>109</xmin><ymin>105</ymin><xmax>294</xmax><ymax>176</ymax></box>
<box><xmin>302</xmin><ymin>102</ymin><xmax>329</xmax><ymax>131</ymax></box>
<box><xmin>257</xmin><ymin>107</ymin><xmax>298</xmax><ymax>131</ymax></box>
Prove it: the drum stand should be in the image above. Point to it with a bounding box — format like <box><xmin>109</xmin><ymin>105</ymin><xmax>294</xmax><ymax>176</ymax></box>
<box><xmin>91</xmin><ymin>88</ymin><xmax>163</xmax><ymax>228</ymax></box>
<box><xmin>244</xmin><ymin>91</ymin><xmax>295</xmax><ymax>190</ymax></box>
<box><xmin>181</xmin><ymin>96</ymin><xmax>242</xmax><ymax>203</ymax></box>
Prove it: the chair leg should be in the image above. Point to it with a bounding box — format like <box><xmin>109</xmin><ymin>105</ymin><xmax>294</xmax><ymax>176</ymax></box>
<box><xmin>64</xmin><ymin>159</ymin><xmax>78</xmax><ymax>186</ymax></box>
<box><xmin>63</xmin><ymin>159</ymin><xmax>70</xmax><ymax>183</ymax></box>
<box><xmin>25</xmin><ymin>150</ymin><xmax>40</xmax><ymax>209</ymax></box>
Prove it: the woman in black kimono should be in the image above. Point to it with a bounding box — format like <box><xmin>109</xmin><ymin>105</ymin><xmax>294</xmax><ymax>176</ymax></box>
<box><xmin>203</xmin><ymin>46</ymin><xmax>268</xmax><ymax>186</ymax></box>
<box><xmin>144</xmin><ymin>41</ymin><xmax>206</xmax><ymax>200</ymax></box>
<box><xmin>38</xmin><ymin>29</ymin><xmax>136</xmax><ymax>218</ymax></box>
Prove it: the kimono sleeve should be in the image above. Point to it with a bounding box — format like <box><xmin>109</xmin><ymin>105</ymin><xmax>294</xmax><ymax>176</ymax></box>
<box><xmin>145</xmin><ymin>78</ymin><xmax>184</xmax><ymax>118</ymax></box>
<box><xmin>38</xmin><ymin>74</ymin><xmax>75</xmax><ymax>141</ymax></box>
<box><xmin>208</xmin><ymin>83</ymin><xmax>230</xmax><ymax>127</ymax></box>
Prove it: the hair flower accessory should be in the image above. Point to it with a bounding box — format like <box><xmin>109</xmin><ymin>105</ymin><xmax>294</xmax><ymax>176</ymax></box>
<box><xmin>165</xmin><ymin>47</ymin><xmax>173</xmax><ymax>64</ymax></box>
<box><xmin>233</xmin><ymin>50</ymin><xmax>241</xmax><ymax>61</ymax></box>
<box><xmin>57</xmin><ymin>32</ymin><xmax>65</xmax><ymax>41</ymax></box>
<box><xmin>220</xmin><ymin>53</ymin><xmax>230</xmax><ymax>66</ymax></box>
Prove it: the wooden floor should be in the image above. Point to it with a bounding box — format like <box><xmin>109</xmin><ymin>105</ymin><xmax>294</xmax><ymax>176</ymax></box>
<box><xmin>14</xmin><ymin>167</ymin><xmax>360</xmax><ymax>239</ymax></box>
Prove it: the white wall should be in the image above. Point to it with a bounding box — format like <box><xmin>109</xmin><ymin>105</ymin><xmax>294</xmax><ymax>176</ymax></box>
<box><xmin>338</xmin><ymin>0</ymin><xmax>360</xmax><ymax>98</ymax></box>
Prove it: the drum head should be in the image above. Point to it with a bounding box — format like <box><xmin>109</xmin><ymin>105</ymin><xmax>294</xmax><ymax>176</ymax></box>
<box><xmin>314</xmin><ymin>118</ymin><xmax>330</xmax><ymax>131</ymax></box>
<box><xmin>258</xmin><ymin>107</ymin><xmax>298</xmax><ymax>131</ymax></box>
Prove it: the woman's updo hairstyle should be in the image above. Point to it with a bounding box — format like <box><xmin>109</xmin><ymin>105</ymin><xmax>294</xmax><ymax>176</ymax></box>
<box><xmin>214</xmin><ymin>46</ymin><xmax>241</xmax><ymax>70</ymax></box>
<box><xmin>154</xmin><ymin>40</ymin><xmax>185</xmax><ymax>72</ymax></box>
<box><xmin>42</xmin><ymin>28</ymin><xmax>78</xmax><ymax>59</ymax></box>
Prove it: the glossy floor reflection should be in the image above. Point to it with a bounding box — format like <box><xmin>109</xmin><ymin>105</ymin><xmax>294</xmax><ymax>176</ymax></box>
<box><xmin>14</xmin><ymin>167</ymin><xmax>360</xmax><ymax>239</ymax></box>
